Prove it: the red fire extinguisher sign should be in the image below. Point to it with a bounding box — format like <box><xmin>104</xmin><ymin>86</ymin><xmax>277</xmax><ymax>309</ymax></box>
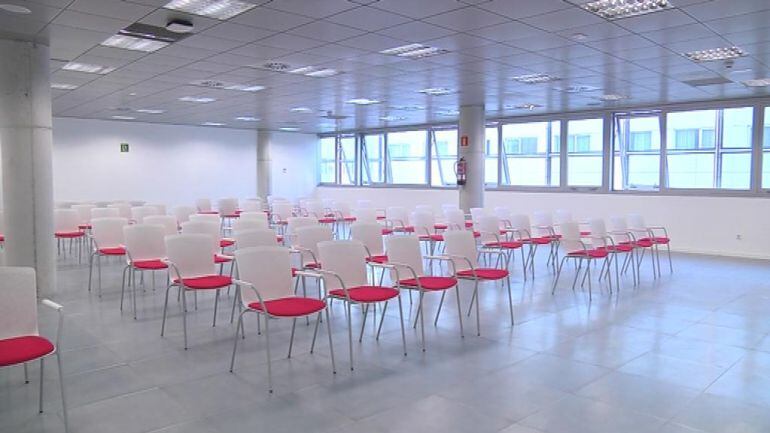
<box><xmin>460</xmin><ymin>135</ymin><xmax>469</xmax><ymax>147</ymax></box>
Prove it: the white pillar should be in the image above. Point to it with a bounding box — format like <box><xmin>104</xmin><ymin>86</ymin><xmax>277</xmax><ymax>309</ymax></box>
<box><xmin>458</xmin><ymin>105</ymin><xmax>485</xmax><ymax>211</ymax></box>
<box><xmin>256</xmin><ymin>130</ymin><xmax>272</xmax><ymax>200</ymax></box>
<box><xmin>0</xmin><ymin>39</ymin><xmax>55</xmax><ymax>296</ymax></box>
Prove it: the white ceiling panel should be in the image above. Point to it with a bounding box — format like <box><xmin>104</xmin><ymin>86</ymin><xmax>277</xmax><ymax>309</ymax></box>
<box><xmin>424</xmin><ymin>6</ymin><xmax>509</xmax><ymax>31</ymax></box>
<box><xmin>288</xmin><ymin>20</ymin><xmax>365</xmax><ymax>43</ymax></box>
<box><xmin>326</xmin><ymin>6</ymin><xmax>411</xmax><ymax>32</ymax></box>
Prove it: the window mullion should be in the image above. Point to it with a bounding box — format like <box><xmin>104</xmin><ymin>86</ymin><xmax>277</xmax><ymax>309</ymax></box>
<box><xmin>715</xmin><ymin>109</ymin><xmax>724</xmax><ymax>189</ymax></box>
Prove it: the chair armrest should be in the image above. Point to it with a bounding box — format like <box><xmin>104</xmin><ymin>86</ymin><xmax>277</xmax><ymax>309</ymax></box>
<box><xmin>313</xmin><ymin>269</ymin><xmax>348</xmax><ymax>299</ymax></box>
<box><xmin>441</xmin><ymin>253</ymin><xmax>475</xmax><ymax>276</ymax></box>
<box><xmin>41</xmin><ymin>299</ymin><xmax>63</xmax><ymax>311</ymax></box>
<box><xmin>41</xmin><ymin>299</ymin><xmax>63</xmax><ymax>346</ymax></box>
<box><xmin>424</xmin><ymin>255</ymin><xmax>457</xmax><ymax>275</ymax></box>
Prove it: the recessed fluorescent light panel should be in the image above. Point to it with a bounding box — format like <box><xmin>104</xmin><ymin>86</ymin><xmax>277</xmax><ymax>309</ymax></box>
<box><xmin>505</xmin><ymin>103</ymin><xmax>543</xmax><ymax>111</ymax></box>
<box><xmin>389</xmin><ymin>105</ymin><xmax>425</xmax><ymax>111</ymax></box>
<box><xmin>346</xmin><ymin>98</ymin><xmax>381</xmax><ymax>105</ymax></box>
<box><xmin>380</xmin><ymin>115</ymin><xmax>406</xmax><ymax>121</ymax></box>
<box><xmin>202</xmin><ymin>122</ymin><xmax>225</xmax><ymax>126</ymax></box>
<box><xmin>511</xmin><ymin>73</ymin><xmax>561</xmax><ymax>84</ymax></box>
<box><xmin>111</xmin><ymin>115</ymin><xmax>136</xmax><ymax>120</ymax></box>
<box><xmin>51</xmin><ymin>83</ymin><xmax>78</xmax><ymax>90</ymax></box>
<box><xmin>189</xmin><ymin>80</ymin><xmax>264</xmax><ymax>92</ymax></box>
<box><xmin>0</xmin><ymin>4</ymin><xmax>31</xmax><ymax>13</ymax></box>
<box><xmin>577</xmin><ymin>0</ymin><xmax>671</xmax><ymax>20</ymax></box>
<box><xmin>279</xmin><ymin>126</ymin><xmax>300</xmax><ymax>132</ymax></box>
<box><xmin>418</xmin><ymin>88</ymin><xmax>455</xmax><ymax>96</ymax></box>
<box><xmin>380</xmin><ymin>43</ymin><xmax>449</xmax><ymax>59</ymax></box>
<box><xmin>179</xmin><ymin>96</ymin><xmax>216</xmax><ymax>103</ymax></box>
<box><xmin>684</xmin><ymin>46</ymin><xmax>746</xmax><ymax>63</ymax></box>
<box><xmin>598</xmin><ymin>94</ymin><xmax>626</xmax><ymax>101</ymax></box>
<box><xmin>288</xmin><ymin>66</ymin><xmax>341</xmax><ymax>78</ymax></box>
<box><xmin>742</xmin><ymin>78</ymin><xmax>770</xmax><ymax>87</ymax></box>
<box><xmin>436</xmin><ymin>109</ymin><xmax>459</xmax><ymax>117</ymax></box>
<box><xmin>554</xmin><ymin>84</ymin><xmax>600</xmax><ymax>93</ymax></box>
<box><xmin>290</xmin><ymin>107</ymin><xmax>313</xmax><ymax>113</ymax></box>
<box><xmin>136</xmin><ymin>109</ymin><xmax>165</xmax><ymax>114</ymax></box>
<box><xmin>236</xmin><ymin>116</ymin><xmax>259</xmax><ymax>121</ymax></box>
<box><xmin>62</xmin><ymin>62</ymin><xmax>116</xmax><ymax>75</ymax></box>
<box><xmin>163</xmin><ymin>0</ymin><xmax>256</xmax><ymax>19</ymax></box>
<box><xmin>101</xmin><ymin>34</ymin><xmax>169</xmax><ymax>52</ymax></box>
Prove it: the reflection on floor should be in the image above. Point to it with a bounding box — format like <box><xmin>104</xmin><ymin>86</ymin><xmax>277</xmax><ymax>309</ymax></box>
<box><xmin>2</xmin><ymin>250</ymin><xmax>770</xmax><ymax>433</ymax></box>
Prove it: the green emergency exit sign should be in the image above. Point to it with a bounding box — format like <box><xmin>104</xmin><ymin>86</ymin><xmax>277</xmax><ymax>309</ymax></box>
<box><xmin>120</xmin><ymin>143</ymin><xmax>129</xmax><ymax>153</ymax></box>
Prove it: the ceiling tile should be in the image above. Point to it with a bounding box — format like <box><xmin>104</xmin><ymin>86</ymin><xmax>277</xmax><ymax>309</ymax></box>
<box><xmin>424</xmin><ymin>6</ymin><xmax>509</xmax><ymax>31</ymax></box>
<box><xmin>288</xmin><ymin>20</ymin><xmax>366</xmax><ymax>43</ymax></box>
<box><xmin>266</xmin><ymin>0</ymin><xmax>359</xmax><ymax>18</ymax></box>
<box><xmin>231</xmin><ymin>6</ymin><xmax>314</xmax><ymax>31</ymax></box>
<box><xmin>326</xmin><ymin>6</ymin><xmax>412</xmax><ymax>31</ymax></box>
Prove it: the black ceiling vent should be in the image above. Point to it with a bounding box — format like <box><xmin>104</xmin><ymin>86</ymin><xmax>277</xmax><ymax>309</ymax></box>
<box><xmin>119</xmin><ymin>23</ymin><xmax>191</xmax><ymax>43</ymax></box>
<box><xmin>682</xmin><ymin>76</ymin><xmax>733</xmax><ymax>87</ymax></box>
<box><xmin>320</xmin><ymin>111</ymin><xmax>349</xmax><ymax>120</ymax></box>
<box><xmin>261</xmin><ymin>62</ymin><xmax>291</xmax><ymax>72</ymax></box>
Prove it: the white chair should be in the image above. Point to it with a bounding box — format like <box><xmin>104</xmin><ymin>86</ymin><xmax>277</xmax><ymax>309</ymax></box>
<box><xmin>162</xmin><ymin>234</ymin><xmax>234</xmax><ymax>349</ymax></box>
<box><xmin>293</xmin><ymin>225</ymin><xmax>332</xmax><ymax>269</ymax></box>
<box><xmin>233</xmin><ymin>219</ymin><xmax>267</xmax><ymax>233</ymax></box>
<box><xmin>332</xmin><ymin>201</ymin><xmax>356</xmax><ymax>238</ymax></box>
<box><xmin>610</xmin><ymin>216</ymin><xmax>655</xmax><ymax>280</ymax></box>
<box><xmin>107</xmin><ymin>203</ymin><xmax>131</xmax><ymax>219</ymax></box>
<box><xmin>240</xmin><ymin>198</ymin><xmax>263</xmax><ymax>212</ymax></box>
<box><xmin>122</xmin><ymin>224</ymin><xmax>168</xmax><ymax>318</ymax></box>
<box><xmin>189</xmin><ymin>213</ymin><xmax>220</xmax><ymax>224</ymax></box>
<box><xmin>272</xmin><ymin>201</ymin><xmax>294</xmax><ymax>231</ymax></box>
<box><xmin>286</xmin><ymin>216</ymin><xmax>317</xmax><ymax>245</ymax></box>
<box><xmin>173</xmin><ymin>206</ymin><xmax>196</xmax><ymax>225</ymax></box>
<box><xmin>385</xmin><ymin>206</ymin><xmax>412</xmax><ymax>232</ymax></box>
<box><xmin>71</xmin><ymin>204</ymin><xmax>95</xmax><ymax>230</ymax></box>
<box><xmin>143</xmin><ymin>215</ymin><xmax>178</xmax><ymax>236</ymax></box>
<box><xmin>234</xmin><ymin>229</ymin><xmax>280</xmax><ymax>249</ymax></box>
<box><xmin>469</xmin><ymin>207</ymin><xmax>489</xmax><ymax>228</ymax></box>
<box><xmin>628</xmin><ymin>213</ymin><xmax>672</xmax><ymax>275</ymax></box>
<box><xmin>147</xmin><ymin>204</ymin><xmax>167</xmax><ymax>215</ymax></box>
<box><xmin>91</xmin><ymin>207</ymin><xmax>120</xmax><ymax>219</ymax></box>
<box><xmin>588</xmin><ymin>218</ymin><xmax>635</xmax><ymax>289</ymax></box>
<box><xmin>88</xmin><ymin>217</ymin><xmax>129</xmax><ymax>296</ymax></box>
<box><xmin>386</xmin><ymin>235</ymin><xmax>460</xmax><ymax>350</ymax></box>
<box><xmin>443</xmin><ymin>208</ymin><xmax>468</xmax><ymax>232</ymax></box>
<box><xmin>229</xmin><ymin>246</ymin><xmax>334</xmax><ymax>392</ymax></box>
<box><xmin>54</xmin><ymin>209</ymin><xmax>85</xmax><ymax>261</ymax></box>
<box><xmin>218</xmin><ymin>198</ymin><xmax>240</xmax><ymax>232</ymax></box>
<box><xmin>316</xmin><ymin>240</ymin><xmax>405</xmax><ymax>369</ymax></box>
<box><xmin>180</xmin><ymin>220</ymin><xmax>232</xmax><ymax>269</ymax></box>
<box><xmin>551</xmin><ymin>222</ymin><xmax>611</xmax><ymax>300</ymax></box>
<box><xmin>352</xmin><ymin>207</ymin><xmax>378</xmax><ymax>224</ymax></box>
<box><xmin>130</xmin><ymin>206</ymin><xmax>159</xmax><ymax>224</ymax></box>
<box><xmin>196</xmin><ymin>198</ymin><xmax>216</xmax><ymax>214</ymax></box>
<box><xmin>410</xmin><ymin>211</ymin><xmax>443</xmax><ymax>254</ymax></box>
<box><xmin>477</xmin><ymin>214</ymin><xmax>527</xmax><ymax>279</ymax></box>
<box><xmin>350</xmin><ymin>222</ymin><xmax>388</xmax><ymax>284</ymax></box>
<box><xmin>0</xmin><ymin>267</ymin><xmax>68</xmax><ymax>432</ymax></box>
<box><xmin>509</xmin><ymin>214</ymin><xmax>552</xmax><ymax>276</ymax></box>
<box><xmin>238</xmin><ymin>212</ymin><xmax>269</xmax><ymax>226</ymax></box>
<box><xmin>494</xmin><ymin>207</ymin><xmax>513</xmax><ymax>230</ymax></box>
<box><xmin>306</xmin><ymin>200</ymin><xmax>336</xmax><ymax>228</ymax></box>
<box><xmin>443</xmin><ymin>230</ymin><xmax>513</xmax><ymax>335</ymax></box>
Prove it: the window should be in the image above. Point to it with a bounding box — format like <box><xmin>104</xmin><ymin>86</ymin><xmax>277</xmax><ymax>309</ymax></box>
<box><xmin>431</xmin><ymin>129</ymin><xmax>458</xmax><ymax>186</ymax></box>
<box><xmin>319</xmin><ymin>137</ymin><xmax>336</xmax><ymax>183</ymax></box>
<box><xmin>764</xmin><ymin>108</ymin><xmax>770</xmax><ymax>189</ymax></box>
<box><xmin>500</xmin><ymin>121</ymin><xmax>560</xmax><ymax>186</ymax></box>
<box><xmin>613</xmin><ymin>114</ymin><xmax>661</xmax><ymax>191</ymax></box>
<box><xmin>339</xmin><ymin>136</ymin><xmax>356</xmax><ymax>185</ymax></box>
<box><xmin>387</xmin><ymin>130</ymin><xmax>427</xmax><ymax>184</ymax></box>
<box><xmin>485</xmin><ymin>126</ymin><xmax>499</xmax><ymax>185</ymax></box>
<box><xmin>567</xmin><ymin>118</ymin><xmax>603</xmax><ymax>186</ymax></box>
<box><xmin>666</xmin><ymin>107</ymin><xmax>752</xmax><ymax>189</ymax></box>
<box><xmin>362</xmin><ymin>134</ymin><xmax>385</xmax><ymax>184</ymax></box>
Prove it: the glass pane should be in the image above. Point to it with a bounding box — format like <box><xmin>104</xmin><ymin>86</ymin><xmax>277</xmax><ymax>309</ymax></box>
<box><xmin>720</xmin><ymin>153</ymin><xmax>751</xmax><ymax>189</ymax></box>
<box><xmin>627</xmin><ymin>155</ymin><xmax>660</xmax><ymax>188</ymax></box>
<box><xmin>667</xmin><ymin>153</ymin><xmax>714</xmax><ymax>188</ymax></box>
<box><xmin>613</xmin><ymin>115</ymin><xmax>660</xmax><ymax>190</ymax></box>
<box><xmin>501</xmin><ymin>121</ymin><xmax>559</xmax><ymax>186</ymax></box>
<box><xmin>507</xmin><ymin>158</ymin><xmax>547</xmax><ymax>186</ymax></box>
<box><xmin>764</xmin><ymin>151</ymin><xmax>770</xmax><ymax>189</ymax></box>
<box><xmin>550</xmin><ymin>156</ymin><xmax>560</xmax><ymax>186</ymax></box>
<box><xmin>765</xmin><ymin>107</ymin><xmax>770</xmax><ymax>149</ymax></box>
<box><xmin>667</xmin><ymin>110</ymin><xmax>717</xmax><ymax>150</ymax></box>
<box><xmin>387</xmin><ymin>130</ymin><xmax>427</xmax><ymax>184</ymax></box>
<box><xmin>363</xmin><ymin>134</ymin><xmax>384</xmax><ymax>184</ymax></box>
<box><xmin>485</xmin><ymin>127</ymin><xmax>498</xmax><ymax>185</ymax></box>
<box><xmin>339</xmin><ymin>136</ymin><xmax>356</xmax><ymax>185</ymax></box>
<box><xmin>431</xmin><ymin>129</ymin><xmax>457</xmax><ymax>186</ymax></box>
<box><xmin>319</xmin><ymin>137</ymin><xmax>336</xmax><ymax>183</ymax></box>
<box><xmin>722</xmin><ymin>107</ymin><xmax>753</xmax><ymax>148</ymax></box>
<box><xmin>567</xmin><ymin>118</ymin><xmax>603</xmax><ymax>186</ymax></box>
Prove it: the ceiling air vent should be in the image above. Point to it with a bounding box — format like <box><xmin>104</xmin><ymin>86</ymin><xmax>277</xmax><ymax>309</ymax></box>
<box><xmin>120</xmin><ymin>23</ymin><xmax>191</xmax><ymax>43</ymax></box>
<box><xmin>681</xmin><ymin>76</ymin><xmax>733</xmax><ymax>87</ymax></box>
<box><xmin>261</xmin><ymin>62</ymin><xmax>291</xmax><ymax>72</ymax></box>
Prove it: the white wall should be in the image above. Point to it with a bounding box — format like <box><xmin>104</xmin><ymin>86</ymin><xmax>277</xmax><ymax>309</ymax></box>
<box><xmin>314</xmin><ymin>186</ymin><xmax>770</xmax><ymax>259</ymax></box>
<box><xmin>52</xmin><ymin>118</ymin><xmax>257</xmax><ymax>208</ymax></box>
<box><xmin>262</xmin><ymin>130</ymin><xmax>317</xmax><ymax>202</ymax></box>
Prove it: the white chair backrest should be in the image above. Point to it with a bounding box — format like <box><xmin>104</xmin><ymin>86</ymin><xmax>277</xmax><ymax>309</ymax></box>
<box><xmin>286</xmin><ymin>216</ymin><xmax>317</xmax><ymax>236</ymax></box>
<box><xmin>333</xmin><ymin>201</ymin><xmax>352</xmax><ymax>218</ymax></box>
<box><xmin>165</xmin><ymin>234</ymin><xmax>215</xmax><ymax>278</ymax></box>
<box><xmin>147</xmin><ymin>204</ymin><xmax>166</xmax><ymax>215</ymax></box>
<box><xmin>107</xmin><ymin>203</ymin><xmax>131</xmax><ymax>219</ymax></box>
<box><xmin>92</xmin><ymin>207</ymin><xmax>119</xmax><ymax>219</ymax></box>
<box><xmin>608</xmin><ymin>216</ymin><xmax>628</xmax><ymax>232</ymax></box>
<box><xmin>627</xmin><ymin>213</ymin><xmax>646</xmax><ymax>230</ymax></box>
<box><xmin>443</xmin><ymin>230</ymin><xmax>479</xmax><ymax>271</ymax></box>
<box><xmin>240</xmin><ymin>199</ymin><xmax>263</xmax><ymax>212</ymax></box>
<box><xmin>0</xmin><ymin>267</ymin><xmax>39</xmax><ymax>340</ymax></box>
<box><xmin>352</xmin><ymin>207</ymin><xmax>377</xmax><ymax>223</ymax></box>
<box><xmin>218</xmin><ymin>198</ymin><xmax>239</xmax><ymax>216</ymax></box>
<box><xmin>318</xmin><ymin>240</ymin><xmax>369</xmax><ymax>289</ymax></box>
<box><xmin>235</xmin><ymin>246</ymin><xmax>294</xmax><ymax>305</ymax></box>
<box><xmin>559</xmin><ymin>222</ymin><xmax>583</xmax><ymax>253</ymax></box>
<box><xmin>469</xmin><ymin>207</ymin><xmax>488</xmax><ymax>225</ymax></box>
<box><xmin>304</xmin><ymin>200</ymin><xmax>325</xmax><ymax>218</ymax></box>
<box><xmin>131</xmin><ymin>206</ymin><xmax>159</xmax><ymax>224</ymax></box>
<box><xmin>91</xmin><ymin>217</ymin><xmax>128</xmax><ymax>249</ymax></box>
<box><xmin>384</xmin><ymin>235</ymin><xmax>424</xmax><ymax>278</ymax></box>
<box><xmin>143</xmin><ymin>215</ymin><xmax>178</xmax><ymax>236</ymax></box>
<box><xmin>272</xmin><ymin>202</ymin><xmax>294</xmax><ymax>222</ymax></box>
<box><xmin>190</xmin><ymin>213</ymin><xmax>220</xmax><ymax>224</ymax></box>
<box><xmin>441</xmin><ymin>203</ymin><xmax>459</xmax><ymax>213</ymax></box>
<box><xmin>555</xmin><ymin>209</ymin><xmax>573</xmax><ymax>225</ymax></box>
<box><xmin>124</xmin><ymin>224</ymin><xmax>166</xmax><ymax>261</ymax></box>
<box><xmin>54</xmin><ymin>209</ymin><xmax>80</xmax><ymax>233</ymax></box>
<box><xmin>357</xmin><ymin>199</ymin><xmax>373</xmax><ymax>208</ymax></box>
<box><xmin>173</xmin><ymin>206</ymin><xmax>195</xmax><ymax>224</ymax></box>
<box><xmin>494</xmin><ymin>207</ymin><xmax>512</xmax><ymax>226</ymax></box>
<box><xmin>410</xmin><ymin>211</ymin><xmax>435</xmax><ymax>236</ymax></box>
<box><xmin>477</xmin><ymin>215</ymin><xmax>501</xmax><ymax>244</ymax></box>
<box><xmin>509</xmin><ymin>214</ymin><xmax>532</xmax><ymax>239</ymax></box>
<box><xmin>386</xmin><ymin>206</ymin><xmax>409</xmax><ymax>227</ymax></box>
<box><xmin>196</xmin><ymin>198</ymin><xmax>213</xmax><ymax>213</ymax></box>
<box><xmin>588</xmin><ymin>218</ymin><xmax>610</xmax><ymax>249</ymax></box>
<box><xmin>179</xmin><ymin>220</ymin><xmax>220</xmax><ymax>254</ymax></box>
<box><xmin>294</xmin><ymin>225</ymin><xmax>332</xmax><ymax>266</ymax></box>
<box><xmin>350</xmin><ymin>222</ymin><xmax>385</xmax><ymax>256</ymax></box>
<box><xmin>443</xmin><ymin>208</ymin><xmax>466</xmax><ymax>231</ymax></box>
<box><xmin>234</xmin><ymin>229</ymin><xmax>278</xmax><ymax>249</ymax></box>
<box><xmin>532</xmin><ymin>211</ymin><xmax>554</xmax><ymax>236</ymax></box>
<box><xmin>239</xmin><ymin>211</ymin><xmax>269</xmax><ymax>226</ymax></box>
<box><xmin>415</xmin><ymin>205</ymin><xmax>434</xmax><ymax>214</ymax></box>
<box><xmin>233</xmin><ymin>219</ymin><xmax>267</xmax><ymax>233</ymax></box>
<box><xmin>72</xmin><ymin>204</ymin><xmax>95</xmax><ymax>224</ymax></box>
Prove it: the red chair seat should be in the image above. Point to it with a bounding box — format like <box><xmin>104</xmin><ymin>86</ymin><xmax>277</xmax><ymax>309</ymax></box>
<box><xmin>304</xmin><ymin>262</ymin><xmax>321</xmax><ymax>269</ymax></box>
<box><xmin>248</xmin><ymin>297</ymin><xmax>326</xmax><ymax>317</ymax></box>
<box><xmin>175</xmin><ymin>275</ymin><xmax>232</xmax><ymax>289</ymax></box>
<box><xmin>214</xmin><ymin>254</ymin><xmax>232</xmax><ymax>264</ymax></box>
<box><xmin>99</xmin><ymin>246</ymin><xmax>126</xmax><ymax>255</ymax></box>
<box><xmin>399</xmin><ymin>276</ymin><xmax>457</xmax><ymax>291</ymax></box>
<box><xmin>376</xmin><ymin>215</ymin><xmax>386</xmax><ymax>220</ymax></box>
<box><xmin>381</xmin><ymin>228</ymin><xmax>394</xmax><ymax>235</ymax></box>
<box><xmin>222</xmin><ymin>214</ymin><xmax>239</xmax><ymax>218</ymax></box>
<box><xmin>639</xmin><ymin>236</ymin><xmax>670</xmax><ymax>244</ymax></box>
<box><xmin>521</xmin><ymin>237</ymin><xmax>552</xmax><ymax>245</ymax></box>
<box><xmin>484</xmin><ymin>241</ymin><xmax>523</xmax><ymax>249</ymax></box>
<box><xmin>276</xmin><ymin>235</ymin><xmax>284</xmax><ymax>243</ymax></box>
<box><xmin>472</xmin><ymin>231</ymin><xmax>481</xmax><ymax>238</ymax></box>
<box><xmin>394</xmin><ymin>226</ymin><xmax>415</xmax><ymax>233</ymax></box>
<box><xmin>318</xmin><ymin>217</ymin><xmax>336</xmax><ymax>224</ymax></box>
<box><xmin>366</xmin><ymin>255</ymin><xmax>388</xmax><ymax>264</ymax></box>
<box><xmin>55</xmin><ymin>231</ymin><xmax>84</xmax><ymax>238</ymax></box>
<box><xmin>568</xmin><ymin>249</ymin><xmax>610</xmax><ymax>259</ymax></box>
<box><xmin>343</xmin><ymin>216</ymin><xmax>357</xmax><ymax>222</ymax></box>
<box><xmin>599</xmin><ymin>244</ymin><xmax>633</xmax><ymax>253</ymax></box>
<box><xmin>434</xmin><ymin>223</ymin><xmax>448</xmax><ymax>230</ymax></box>
<box><xmin>132</xmin><ymin>259</ymin><xmax>168</xmax><ymax>270</ymax></box>
<box><xmin>220</xmin><ymin>239</ymin><xmax>235</xmax><ymax>248</ymax></box>
<box><xmin>457</xmin><ymin>268</ymin><xmax>509</xmax><ymax>280</ymax></box>
<box><xmin>0</xmin><ymin>234</ymin><xmax>4</xmax><ymax>242</ymax></box>
<box><xmin>580</xmin><ymin>231</ymin><xmax>591</xmax><ymax>236</ymax></box>
<box><xmin>419</xmin><ymin>234</ymin><xmax>444</xmax><ymax>242</ymax></box>
<box><xmin>329</xmin><ymin>286</ymin><xmax>399</xmax><ymax>303</ymax></box>
<box><xmin>465</xmin><ymin>221</ymin><xmax>473</xmax><ymax>228</ymax></box>
<box><xmin>621</xmin><ymin>239</ymin><xmax>653</xmax><ymax>248</ymax></box>
<box><xmin>0</xmin><ymin>335</ymin><xmax>55</xmax><ymax>367</ymax></box>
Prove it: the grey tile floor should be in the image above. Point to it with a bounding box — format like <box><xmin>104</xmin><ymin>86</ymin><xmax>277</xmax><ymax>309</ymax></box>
<box><xmin>3</xmin><ymin>249</ymin><xmax>770</xmax><ymax>433</ymax></box>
